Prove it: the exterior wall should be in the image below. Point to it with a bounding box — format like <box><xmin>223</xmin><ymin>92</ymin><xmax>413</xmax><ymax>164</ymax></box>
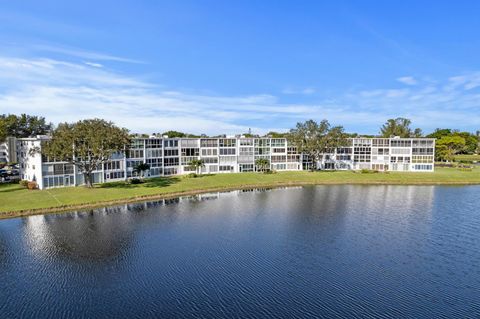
<box><xmin>16</xmin><ymin>138</ymin><xmax>44</xmax><ymax>188</ymax></box>
<box><xmin>17</xmin><ymin>136</ymin><xmax>435</xmax><ymax>190</ymax></box>
<box><xmin>0</xmin><ymin>137</ymin><xmax>18</xmax><ymax>164</ymax></box>
<box><xmin>314</xmin><ymin>137</ymin><xmax>435</xmax><ymax>172</ymax></box>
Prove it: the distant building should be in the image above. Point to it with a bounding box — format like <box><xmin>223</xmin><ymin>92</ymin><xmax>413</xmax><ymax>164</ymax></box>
<box><xmin>0</xmin><ymin>137</ymin><xmax>18</xmax><ymax>164</ymax></box>
<box><xmin>16</xmin><ymin>136</ymin><xmax>435</xmax><ymax>189</ymax></box>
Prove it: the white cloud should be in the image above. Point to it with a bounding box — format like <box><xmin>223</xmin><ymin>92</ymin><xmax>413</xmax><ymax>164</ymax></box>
<box><xmin>32</xmin><ymin>44</ymin><xmax>145</xmax><ymax>64</ymax></box>
<box><xmin>0</xmin><ymin>55</ymin><xmax>478</xmax><ymax>135</ymax></box>
<box><xmin>282</xmin><ymin>87</ymin><xmax>316</xmax><ymax>95</ymax></box>
<box><xmin>397</xmin><ymin>76</ymin><xmax>417</xmax><ymax>85</ymax></box>
<box><xmin>84</xmin><ymin>61</ymin><xmax>103</xmax><ymax>68</ymax></box>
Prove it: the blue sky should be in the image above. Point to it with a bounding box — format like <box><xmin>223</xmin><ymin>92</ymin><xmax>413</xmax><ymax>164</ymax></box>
<box><xmin>0</xmin><ymin>1</ymin><xmax>479</xmax><ymax>135</ymax></box>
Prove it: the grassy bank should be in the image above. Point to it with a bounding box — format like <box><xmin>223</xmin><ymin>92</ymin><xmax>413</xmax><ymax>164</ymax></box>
<box><xmin>1</xmin><ymin>167</ymin><xmax>480</xmax><ymax>218</ymax></box>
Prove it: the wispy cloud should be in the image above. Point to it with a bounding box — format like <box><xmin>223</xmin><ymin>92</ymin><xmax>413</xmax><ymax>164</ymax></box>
<box><xmin>0</xmin><ymin>55</ymin><xmax>478</xmax><ymax>135</ymax></box>
<box><xmin>282</xmin><ymin>87</ymin><xmax>316</xmax><ymax>95</ymax></box>
<box><xmin>397</xmin><ymin>76</ymin><xmax>417</xmax><ymax>85</ymax></box>
<box><xmin>32</xmin><ymin>44</ymin><xmax>145</xmax><ymax>64</ymax></box>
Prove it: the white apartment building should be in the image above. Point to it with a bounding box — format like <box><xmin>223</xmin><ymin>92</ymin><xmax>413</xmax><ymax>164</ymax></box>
<box><xmin>0</xmin><ymin>137</ymin><xmax>18</xmax><ymax>164</ymax></box>
<box><xmin>16</xmin><ymin>136</ymin><xmax>435</xmax><ymax>189</ymax></box>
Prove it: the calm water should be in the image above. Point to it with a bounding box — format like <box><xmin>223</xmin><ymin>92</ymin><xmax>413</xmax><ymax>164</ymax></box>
<box><xmin>1</xmin><ymin>185</ymin><xmax>479</xmax><ymax>318</ymax></box>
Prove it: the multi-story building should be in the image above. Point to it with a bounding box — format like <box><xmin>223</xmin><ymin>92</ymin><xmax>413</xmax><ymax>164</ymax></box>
<box><xmin>313</xmin><ymin>137</ymin><xmax>435</xmax><ymax>172</ymax></box>
<box><xmin>16</xmin><ymin>136</ymin><xmax>435</xmax><ymax>189</ymax></box>
<box><xmin>0</xmin><ymin>137</ymin><xmax>18</xmax><ymax>164</ymax></box>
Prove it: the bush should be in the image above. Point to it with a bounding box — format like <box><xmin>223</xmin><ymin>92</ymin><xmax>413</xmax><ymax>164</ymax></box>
<box><xmin>19</xmin><ymin>180</ymin><xmax>29</xmax><ymax>188</ymax></box>
<box><xmin>185</xmin><ymin>173</ymin><xmax>198</xmax><ymax>178</ymax></box>
<box><xmin>129</xmin><ymin>178</ymin><xmax>144</xmax><ymax>184</ymax></box>
<box><xmin>27</xmin><ymin>181</ymin><xmax>38</xmax><ymax>190</ymax></box>
<box><xmin>263</xmin><ymin>169</ymin><xmax>276</xmax><ymax>174</ymax></box>
<box><xmin>360</xmin><ymin>169</ymin><xmax>379</xmax><ymax>174</ymax></box>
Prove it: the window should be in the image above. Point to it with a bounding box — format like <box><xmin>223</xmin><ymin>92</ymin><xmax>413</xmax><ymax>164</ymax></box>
<box><xmin>219</xmin><ymin>165</ymin><xmax>234</xmax><ymax>172</ymax></box>
<box><xmin>164</xmin><ymin>140</ymin><xmax>178</xmax><ymax>148</ymax></box>
<box><xmin>255</xmin><ymin>139</ymin><xmax>270</xmax><ymax>147</ymax></box>
<box><xmin>131</xmin><ymin>139</ymin><xmax>144</xmax><ymax>149</ymax></box>
<box><xmin>104</xmin><ymin>161</ymin><xmax>122</xmax><ymax>171</ymax></box>
<box><xmin>201</xmin><ymin>148</ymin><xmax>218</xmax><ymax>156</ymax></box>
<box><xmin>200</xmin><ymin>139</ymin><xmax>218</xmax><ymax>148</ymax></box>
<box><xmin>219</xmin><ymin>139</ymin><xmax>236</xmax><ymax>147</ymax></box>
<box><xmin>372</xmin><ymin>139</ymin><xmax>389</xmax><ymax>147</ymax></box>
<box><xmin>239</xmin><ymin>164</ymin><xmax>254</xmax><ymax>172</ymax></box>
<box><xmin>271</xmin><ymin>139</ymin><xmax>286</xmax><ymax>147</ymax></box>
<box><xmin>181</xmin><ymin>148</ymin><xmax>199</xmax><ymax>156</ymax></box>
<box><xmin>180</xmin><ymin>139</ymin><xmax>198</xmax><ymax>147</ymax></box>
<box><xmin>146</xmin><ymin>139</ymin><xmax>162</xmax><ymax>148</ymax></box>
<box><xmin>390</xmin><ymin>140</ymin><xmax>412</xmax><ymax>147</ymax></box>
<box><xmin>128</xmin><ymin>149</ymin><xmax>144</xmax><ymax>158</ymax></box>
<box><xmin>164</xmin><ymin>157</ymin><xmax>179</xmax><ymax>166</ymax></box>
<box><xmin>164</xmin><ymin>149</ymin><xmax>179</xmax><ymax>157</ymax></box>
<box><xmin>271</xmin><ymin>155</ymin><xmax>286</xmax><ymax>163</ymax></box>
<box><xmin>239</xmin><ymin>147</ymin><xmax>254</xmax><ymax>156</ymax></box>
<box><xmin>147</xmin><ymin>149</ymin><xmax>163</xmax><ymax>158</ymax></box>
<box><xmin>202</xmin><ymin>157</ymin><xmax>218</xmax><ymax>164</ymax></box>
<box><xmin>219</xmin><ymin>156</ymin><xmax>236</xmax><ymax>163</ymax></box>
<box><xmin>239</xmin><ymin>139</ymin><xmax>253</xmax><ymax>146</ymax></box>
<box><xmin>146</xmin><ymin>158</ymin><xmax>162</xmax><ymax>167</ymax></box>
<box><xmin>219</xmin><ymin>148</ymin><xmax>236</xmax><ymax>155</ymax></box>
<box><xmin>164</xmin><ymin>167</ymin><xmax>178</xmax><ymax>175</ymax></box>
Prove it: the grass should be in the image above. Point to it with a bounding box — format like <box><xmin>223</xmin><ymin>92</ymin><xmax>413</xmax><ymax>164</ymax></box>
<box><xmin>454</xmin><ymin>154</ymin><xmax>480</xmax><ymax>162</ymax></box>
<box><xmin>1</xmin><ymin>167</ymin><xmax>480</xmax><ymax>218</ymax></box>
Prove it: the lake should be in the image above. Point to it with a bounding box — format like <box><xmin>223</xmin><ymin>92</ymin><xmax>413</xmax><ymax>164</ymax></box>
<box><xmin>1</xmin><ymin>185</ymin><xmax>479</xmax><ymax>318</ymax></box>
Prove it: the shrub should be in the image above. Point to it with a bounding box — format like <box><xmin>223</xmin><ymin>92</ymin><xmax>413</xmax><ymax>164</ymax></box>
<box><xmin>129</xmin><ymin>178</ymin><xmax>144</xmax><ymax>184</ymax></box>
<box><xmin>19</xmin><ymin>180</ymin><xmax>29</xmax><ymax>188</ymax></box>
<box><xmin>263</xmin><ymin>169</ymin><xmax>276</xmax><ymax>174</ymax></box>
<box><xmin>360</xmin><ymin>169</ymin><xmax>378</xmax><ymax>174</ymax></box>
<box><xmin>27</xmin><ymin>181</ymin><xmax>38</xmax><ymax>190</ymax></box>
<box><xmin>185</xmin><ymin>173</ymin><xmax>198</xmax><ymax>178</ymax></box>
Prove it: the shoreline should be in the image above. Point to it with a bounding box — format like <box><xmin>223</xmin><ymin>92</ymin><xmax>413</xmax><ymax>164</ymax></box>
<box><xmin>1</xmin><ymin>179</ymin><xmax>479</xmax><ymax>220</ymax></box>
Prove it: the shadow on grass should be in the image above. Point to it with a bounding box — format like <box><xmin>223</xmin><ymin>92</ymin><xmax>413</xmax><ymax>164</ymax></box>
<box><xmin>99</xmin><ymin>177</ymin><xmax>181</xmax><ymax>189</ymax></box>
<box><xmin>0</xmin><ymin>185</ymin><xmax>25</xmax><ymax>193</ymax></box>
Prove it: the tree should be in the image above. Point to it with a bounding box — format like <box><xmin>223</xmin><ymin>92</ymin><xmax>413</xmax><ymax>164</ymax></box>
<box><xmin>134</xmin><ymin>162</ymin><xmax>150</xmax><ymax>178</ymax></box>
<box><xmin>255</xmin><ymin>158</ymin><xmax>270</xmax><ymax>173</ymax></box>
<box><xmin>427</xmin><ymin>129</ymin><xmax>479</xmax><ymax>155</ymax></box>
<box><xmin>288</xmin><ymin>119</ymin><xmax>348</xmax><ymax>170</ymax></box>
<box><xmin>0</xmin><ymin>114</ymin><xmax>52</xmax><ymax>141</ymax></box>
<box><xmin>435</xmin><ymin>136</ymin><xmax>466</xmax><ymax>162</ymax></box>
<box><xmin>160</xmin><ymin>130</ymin><xmax>200</xmax><ymax>138</ymax></box>
<box><xmin>40</xmin><ymin>119</ymin><xmax>131</xmax><ymax>188</ymax></box>
<box><xmin>265</xmin><ymin>131</ymin><xmax>287</xmax><ymax>138</ymax></box>
<box><xmin>380</xmin><ymin>117</ymin><xmax>422</xmax><ymax>138</ymax></box>
<box><xmin>188</xmin><ymin>159</ymin><xmax>205</xmax><ymax>175</ymax></box>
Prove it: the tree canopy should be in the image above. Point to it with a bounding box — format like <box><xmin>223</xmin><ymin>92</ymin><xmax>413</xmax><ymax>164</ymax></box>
<box><xmin>0</xmin><ymin>114</ymin><xmax>52</xmax><ymax>142</ymax></box>
<box><xmin>160</xmin><ymin>130</ymin><xmax>200</xmax><ymax>138</ymax></box>
<box><xmin>41</xmin><ymin>119</ymin><xmax>130</xmax><ymax>187</ymax></box>
<box><xmin>188</xmin><ymin>159</ymin><xmax>205</xmax><ymax>174</ymax></box>
<box><xmin>380</xmin><ymin>118</ymin><xmax>422</xmax><ymax>138</ymax></box>
<box><xmin>265</xmin><ymin>131</ymin><xmax>288</xmax><ymax>138</ymax></box>
<box><xmin>288</xmin><ymin>119</ymin><xmax>348</xmax><ymax>170</ymax></box>
<box><xmin>427</xmin><ymin>128</ymin><xmax>479</xmax><ymax>155</ymax></box>
<box><xmin>435</xmin><ymin>136</ymin><xmax>466</xmax><ymax>162</ymax></box>
<box><xmin>255</xmin><ymin>158</ymin><xmax>270</xmax><ymax>172</ymax></box>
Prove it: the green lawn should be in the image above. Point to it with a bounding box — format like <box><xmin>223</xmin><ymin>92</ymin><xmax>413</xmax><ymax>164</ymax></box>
<box><xmin>1</xmin><ymin>167</ymin><xmax>480</xmax><ymax>217</ymax></box>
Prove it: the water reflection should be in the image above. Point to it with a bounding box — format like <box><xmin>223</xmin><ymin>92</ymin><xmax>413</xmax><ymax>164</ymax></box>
<box><xmin>0</xmin><ymin>185</ymin><xmax>478</xmax><ymax>318</ymax></box>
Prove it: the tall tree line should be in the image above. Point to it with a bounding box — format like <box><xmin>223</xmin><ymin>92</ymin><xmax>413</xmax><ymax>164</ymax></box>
<box><xmin>0</xmin><ymin>114</ymin><xmax>53</xmax><ymax>142</ymax></box>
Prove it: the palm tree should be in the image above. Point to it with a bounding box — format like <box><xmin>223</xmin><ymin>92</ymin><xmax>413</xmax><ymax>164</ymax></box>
<box><xmin>134</xmin><ymin>162</ymin><xmax>150</xmax><ymax>179</ymax></box>
<box><xmin>188</xmin><ymin>159</ymin><xmax>205</xmax><ymax>175</ymax></box>
<box><xmin>255</xmin><ymin>158</ymin><xmax>270</xmax><ymax>173</ymax></box>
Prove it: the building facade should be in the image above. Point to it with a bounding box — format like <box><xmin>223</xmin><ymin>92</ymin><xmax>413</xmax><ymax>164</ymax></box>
<box><xmin>16</xmin><ymin>136</ymin><xmax>435</xmax><ymax>189</ymax></box>
<box><xmin>0</xmin><ymin>137</ymin><xmax>18</xmax><ymax>164</ymax></box>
